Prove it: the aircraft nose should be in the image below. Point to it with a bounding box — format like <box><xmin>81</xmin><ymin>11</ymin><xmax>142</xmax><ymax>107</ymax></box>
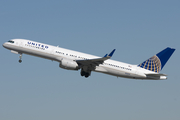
<box><xmin>2</xmin><ymin>43</ymin><xmax>7</xmax><ymax>48</ymax></box>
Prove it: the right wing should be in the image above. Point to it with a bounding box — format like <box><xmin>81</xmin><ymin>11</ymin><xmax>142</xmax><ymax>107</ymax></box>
<box><xmin>76</xmin><ymin>49</ymin><xmax>116</xmax><ymax>67</ymax></box>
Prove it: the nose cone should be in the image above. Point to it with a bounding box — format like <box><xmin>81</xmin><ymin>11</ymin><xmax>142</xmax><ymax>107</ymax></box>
<box><xmin>2</xmin><ymin>42</ymin><xmax>10</xmax><ymax>49</ymax></box>
<box><xmin>2</xmin><ymin>43</ymin><xmax>7</xmax><ymax>48</ymax></box>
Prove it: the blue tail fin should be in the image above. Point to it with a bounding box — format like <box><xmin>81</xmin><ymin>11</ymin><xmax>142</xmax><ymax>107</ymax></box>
<box><xmin>138</xmin><ymin>47</ymin><xmax>175</xmax><ymax>73</ymax></box>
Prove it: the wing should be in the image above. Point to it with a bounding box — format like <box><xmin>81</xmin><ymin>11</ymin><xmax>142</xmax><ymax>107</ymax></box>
<box><xmin>76</xmin><ymin>49</ymin><xmax>116</xmax><ymax>67</ymax></box>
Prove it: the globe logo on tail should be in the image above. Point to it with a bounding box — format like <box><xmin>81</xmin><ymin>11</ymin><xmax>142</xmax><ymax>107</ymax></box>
<box><xmin>138</xmin><ymin>55</ymin><xmax>161</xmax><ymax>73</ymax></box>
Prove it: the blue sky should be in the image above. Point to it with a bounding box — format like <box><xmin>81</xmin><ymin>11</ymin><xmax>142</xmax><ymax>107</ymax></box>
<box><xmin>0</xmin><ymin>0</ymin><xmax>180</xmax><ymax>120</ymax></box>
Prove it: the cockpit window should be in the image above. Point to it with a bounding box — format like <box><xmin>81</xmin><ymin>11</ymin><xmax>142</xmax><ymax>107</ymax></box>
<box><xmin>8</xmin><ymin>40</ymin><xmax>14</xmax><ymax>43</ymax></box>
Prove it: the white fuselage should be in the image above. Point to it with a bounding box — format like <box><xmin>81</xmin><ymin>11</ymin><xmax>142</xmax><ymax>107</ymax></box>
<box><xmin>3</xmin><ymin>39</ymin><xmax>166</xmax><ymax>80</ymax></box>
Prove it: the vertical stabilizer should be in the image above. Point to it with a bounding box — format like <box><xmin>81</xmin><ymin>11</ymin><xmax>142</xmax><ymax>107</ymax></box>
<box><xmin>138</xmin><ymin>47</ymin><xmax>175</xmax><ymax>73</ymax></box>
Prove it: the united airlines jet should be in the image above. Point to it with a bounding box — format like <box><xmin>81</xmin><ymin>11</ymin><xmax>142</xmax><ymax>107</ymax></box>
<box><xmin>3</xmin><ymin>39</ymin><xmax>175</xmax><ymax>80</ymax></box>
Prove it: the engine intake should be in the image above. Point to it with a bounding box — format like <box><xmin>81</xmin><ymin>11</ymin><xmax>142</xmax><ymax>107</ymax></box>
<box><xmin>59</xmin><ymin>59</ymin><xmax>79</xmax><ymax>70</ymax></box>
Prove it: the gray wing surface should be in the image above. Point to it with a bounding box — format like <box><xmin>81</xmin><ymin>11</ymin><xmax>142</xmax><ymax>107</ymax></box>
<box><xmin>76</xmin><ymin>49</ymin><xmax>116</xmax><ymax>67</ymax></box>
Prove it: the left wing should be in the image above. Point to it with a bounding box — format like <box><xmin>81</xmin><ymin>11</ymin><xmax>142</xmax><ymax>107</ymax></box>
<box><xmin>76</xmin><ymin>49</ymin><xmax>116</xmax><ymax>66</ymax></box>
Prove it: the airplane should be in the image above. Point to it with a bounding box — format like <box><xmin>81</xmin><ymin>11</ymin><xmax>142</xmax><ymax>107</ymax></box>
<box><xmin>3</xmin><ymin>39</ymin><xmax>175</xmax><ymax>80</ymax></box>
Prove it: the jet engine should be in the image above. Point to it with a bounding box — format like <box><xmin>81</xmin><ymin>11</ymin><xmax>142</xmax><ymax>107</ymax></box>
<box><xmin>59</xmin><ymin>59</ymin><xmax>79</xmax><ymax>70</ymax></box>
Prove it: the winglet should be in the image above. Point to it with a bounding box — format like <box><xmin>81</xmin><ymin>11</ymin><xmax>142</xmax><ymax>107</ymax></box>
<box><xmin>104</xmin><ymin>54</ymin><xmax>108</xmax><ymax>57</ymax></box>
<box><xmin>108</xmin><ymin>49</ymin><xmax>116</xmax><ymax>57</ymax></box>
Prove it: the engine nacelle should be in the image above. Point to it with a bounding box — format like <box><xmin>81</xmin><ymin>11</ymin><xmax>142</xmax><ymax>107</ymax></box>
<box><xmin>59</xmin><ymin>59</ymin><xmax>79</xmax><ymax>70</ymax></box>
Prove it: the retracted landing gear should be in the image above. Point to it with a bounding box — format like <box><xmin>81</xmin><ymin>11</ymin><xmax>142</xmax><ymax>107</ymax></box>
<box><xmin>19</xmin><ymin>53</ymin><xmax>22</xmax><ymax>63</ymax></box>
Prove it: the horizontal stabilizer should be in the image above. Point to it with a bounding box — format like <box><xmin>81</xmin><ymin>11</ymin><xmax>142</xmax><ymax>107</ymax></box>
<box><xmin>145</xmin><ymin>73</ymin><xmax>167</xmax><ymax>80</ymax></box>
<box><xmin>145</xmin><ymin>73</ymin><xmax>167</xmax><ymax>77</ymax></box>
